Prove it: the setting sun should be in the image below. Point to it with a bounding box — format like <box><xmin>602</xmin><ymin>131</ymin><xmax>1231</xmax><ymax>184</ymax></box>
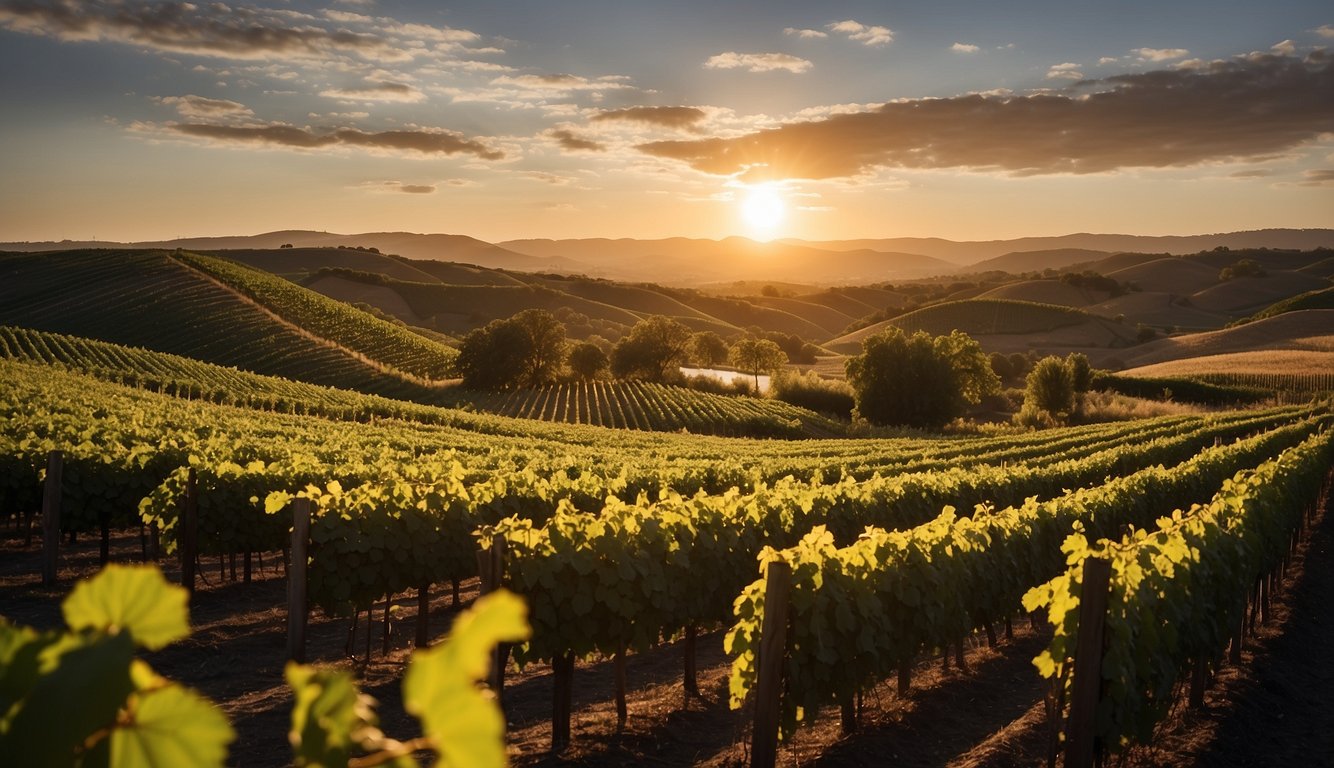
<box><xmin>740</xmin><ymin>187</ymin><xmax>786</xmax><ymax>239</ymax></box>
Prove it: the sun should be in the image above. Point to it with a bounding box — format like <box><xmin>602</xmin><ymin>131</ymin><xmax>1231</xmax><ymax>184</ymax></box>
<box><xmin>739</xmin><ymin>186</ymin><xmax>786</xmax><ymax>239</ymax></box>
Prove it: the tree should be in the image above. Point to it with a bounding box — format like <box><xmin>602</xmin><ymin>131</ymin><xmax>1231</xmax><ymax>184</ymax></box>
<box><xmin>1065</xmin><ymin>352</ymin><xmax>1092</xmax><ymax>394</ymax></box>
<box><xmin>454</xmin><ymin>310</ymin><xmax>566</xmax><ymax>390</ymax></box>
<box><xmin>844</xmin><ymin>327</ymin><xmax>999</xmax><ymax>429</ymax></box>
<box><xmin>568</xmin><ymin>341</ymin><xmax>609</xmax><ymax>380</ymax></box>
<box><xmin>689</xmin><ymin>331</ymin><xmax>730</xmax><ymax>367</ymax></box>
<box><xmin>1017</xmin><ymin>355</ymin><xmax>1077</xmax><ymax>426</ymax></box>
<box><xmin>510</xmin><ymin>309</ymin><xmax>567</xmax><ymax>387</ymax></box>
<box><xmin>728</xmin><ymin>337</ymin><xmax>787</xmax><ymax>390</ymax></box>
<box><xmin>610</xmin><ymin>316</ymin><xmax>693</xmax><ymax>381</ymax></box>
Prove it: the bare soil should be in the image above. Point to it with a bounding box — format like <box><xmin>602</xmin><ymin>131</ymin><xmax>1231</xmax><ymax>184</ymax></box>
<box><xmin>2</xmin><ymin>479</ymin><xmax>1331</xmax><ymax>768</ymax></box>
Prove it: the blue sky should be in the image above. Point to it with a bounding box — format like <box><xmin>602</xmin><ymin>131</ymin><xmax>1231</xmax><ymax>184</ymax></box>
<box><xmin>1</xmin><ymin>1</ymin><xmax>1331</xmax><ymax>242</ymax></box>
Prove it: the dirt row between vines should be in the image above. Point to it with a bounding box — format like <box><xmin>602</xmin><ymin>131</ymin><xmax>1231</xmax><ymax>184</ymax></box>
<box><xmin>2</xmin><ymin>481</ymin><xmax>1330</xmax><ymax>767</ymax></box>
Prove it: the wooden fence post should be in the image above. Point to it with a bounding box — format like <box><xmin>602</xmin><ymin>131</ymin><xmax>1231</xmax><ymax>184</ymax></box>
<box><xmin>180</xmin><ymin>468</ymin><xmax>198</xmax><ymax>594</ymax></box>
<box><xmin>1064</xmin><ymin>557</ymin><xmax>1112</xmax><ymax>768</ymax></box>
<box><xmin>750</xmin><ymin>559</ymin><xmax>792</xmax><ymax>768</ymax></box>
<box><xmin>40</xmin><ymin>450</ymin><xmax>63</xmax><ymax>586</ymax></box>
<box><xmin>287</xmin><ymin>498</ymin><xmax>311</xmax><ymax>663</ymax></box>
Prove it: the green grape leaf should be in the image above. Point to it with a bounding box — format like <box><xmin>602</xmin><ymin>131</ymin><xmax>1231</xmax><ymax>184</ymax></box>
<box><xmin>286</xmin><ymin>662</ymin><xmax>372</xmax><ymax>767</ymax></box>
<box><xmin>403</xmin><ymin>590</ymin><xmax>529</xmax><ymax>768</ymax></box>
<box><xmin>1</xmin><ymin>631</ymin><xmax>135</xmax><ymax>765</ymax></box>
<box><xmin>107</xmin><ymin>679</ymin><xmax>235</xmax><ymax>768</ymax></box>
<box><xmin>62</xmin><ymin>565</ymin><xmax>189</xmax><ymax>651</ymax></box>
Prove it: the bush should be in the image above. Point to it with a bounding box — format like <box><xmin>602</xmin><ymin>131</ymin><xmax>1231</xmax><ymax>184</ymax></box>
<box><xmin>845</xmin><ymin>327</ymin><xmax>999</xmax><ymax>429</ymax></box>
<box><xmin>771</xmin><ymin>370</ymin><xmax>855</xmax><ymax>419</ymax></box>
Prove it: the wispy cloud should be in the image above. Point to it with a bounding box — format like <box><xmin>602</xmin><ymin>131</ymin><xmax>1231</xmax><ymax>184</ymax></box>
<box><xmin>1133</xmin><ymin>48</ymin><xmax>1189</xmax><ymax>62</ymax></box>
<box><xmin>951</xmin><ymin>43</ymin><xmax>980</xmax><ymax>54</ymax></box>
<box><xmin>1272</xmin><ymin>39</ymin><xmax>1296</xmax><ymax>55</ymax></box>
<box><xmin>591</xmin><ymin>106</ymin><xmax>707</xmax><ymax>129</ymax></box>
<box><xmin>489</xmin><ymin>73</ymin><xmax>632</xmax><ymax>92</ymax></box>
<box><xmin>157</xmin><ymin>122</ymin><xmax>503</xmax><ymax>159</ymax></box>
<box><xmin>1300</xmin><ymin>169</ymin><xmax>1334</xmax><ymax>185</ymax></box>
<box><xmin>704</xmin><ymin>52</ymin><xmax>812</xmax><ymax>73</ymax></box>
<box><xmin>1046</xmin><ymin>62</ymin><xmax>1084</xmax><ymax>80</ymax></box>
<box><xmin>548</xmin><ymin>129</ymin><xmax>605</xmax><ymax>152</ymax></box>
<box><xmin>358</xmin><ymin>180</ymin><xmax>438</xmax><ymax>194</ymax></box>
<box><xmin>319</xmin><ymin>80</ymin><xmax>424</xmax><ymax>103</ymax></box>
<box><xmin>1317</xmin><ymin>25</ymin><xmax>1334</xmax><ymax>39</ymax></box>
<box><xmin>783</xmin><ymin>27</ymin><xmax>827</xmax><ymax>39</ymax></box>
<box><xmin>826</xmin><ymin>20</ymin><xmax>893</xmax><ymax>47</ymax></box>
<box><xmin>638</xmin><ymin>54</ymin><xmax>1334</xmax><ymax>180</ymax></box>
<box><xmin>154</xmin><ymin>94</ymin><xmax>252</xmax><ymax>118</ymax></box>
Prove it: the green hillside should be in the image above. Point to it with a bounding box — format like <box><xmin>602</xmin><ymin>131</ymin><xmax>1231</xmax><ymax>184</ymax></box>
<box><xmin>0</xmin><ymin>249</ymin><xmax>453</xmax><ymax>397</ymax></box>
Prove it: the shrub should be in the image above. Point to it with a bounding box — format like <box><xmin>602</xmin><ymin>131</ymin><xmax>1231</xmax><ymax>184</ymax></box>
<box><xmin>771</xmin><ymin>370</ymin><xmax>855</xmax><ymax>419</ymax></box>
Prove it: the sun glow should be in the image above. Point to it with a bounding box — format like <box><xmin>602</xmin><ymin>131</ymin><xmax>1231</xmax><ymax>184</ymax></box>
<box><xmin>739</xmin><ymin>186</ymin><xmax>786</xmax><ymax>239</ymax></box>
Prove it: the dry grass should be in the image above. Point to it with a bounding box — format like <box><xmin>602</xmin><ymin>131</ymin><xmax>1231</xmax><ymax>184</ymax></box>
<box><xmin>1077</xmin><ymin>391</ymin><xmax>1209</xmax><ymax>421</ymax></box>
<box><xmin>1123</xmin><ymin>349</ymin><xmax>1334</xmax><ymax>378</ymax></box>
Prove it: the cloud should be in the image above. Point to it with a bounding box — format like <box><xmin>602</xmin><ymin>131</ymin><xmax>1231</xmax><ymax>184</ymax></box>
<box><xmin>0</xmin><ymin>0</ymin><xmax>414</xmax><ymax>62</ymax></box>
<box><xmin>1317</xmin><ymin>25</ymin><xmax>1334</xmax><ymax>39</ymax></box>
<box><xmin>590</xmin><ymin>106</ymin><xmax>706</xmax><ymax>129</ymax></box>
<box><xmin>164</xmin><ymin>122</ymin><xmax>503</xmax><ymax>159</ymax></box>
<box><xmin>361</xmin><ymin>180</ymin><xmax>436</xmax><ymax>194</ymax></box>
<box><xmin>1229</xmin><ymin>169</ymin><xmax>1273</xmax><ymax>178</ymax></box>
<box><xmin>319</xmin><ymin>80</ymin><xmax>424</xmax><ymax>102</ymax></box>
<box><xmin>783</xmin><ymin>27</ymin><xmax>827</xmax><ymax>39</ymax></box>
<box><xmin>548</xmin><ymin>129</ymin><xmax>605</xmax><ymax>152</ymax></box>
<box><xmin>1046</xmin><ymin>62</ymin><xmax>1084</xmax><ymax>80</ymax></box>
<box><xmin>488</xmin><ymin>73</ymin><xmax>632</xmax><ymax>92</ymax></box>
<box><xmin>1098</xmin><ymin>56</ymin><xmax>1120</xmax><ymax>65</ymax></box>
<box><xmin>1301</xmin><ymin>169</ymin><xmax>1334</xmax><ymax>185</ymax></box>
<box><xmin>826</xmin><ymin>20</ymin><xmax>893</xmax><ymax>47</ymax></box>
<box><xmin>1272</xmin><ymin>39</ymin><xmax>1296</xmax><ymax>55</ymax></box>
<box><xmin>1133</xmin><ymin>47</ymin><xmax>1189</xmax><ymax>62</ymax></box>
<box><xmin>951</xmin><ymin>43</ymin><xmax>980</xmax><ymax>54</ymax></box>
<box><xmin>155</xmin><ymin>94</ymin><xmax>252</xmax><ymax>118</ymax></box>
<box><xmin>636</xmin><ymin>53</ymin><xmax>1334</xmax><ymax>180</ymax></box>
<box><xmin>704</xmin><ymin>52</ymin><xmax>812</xmax><ymax>73</ymax></box>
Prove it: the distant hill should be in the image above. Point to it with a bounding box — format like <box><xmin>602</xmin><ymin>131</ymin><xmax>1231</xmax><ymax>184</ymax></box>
<box><xmin>825</xmin><ymin>298</ymin><xmax>1138</xmax><ymax>355</ymax></box>
<box><xmin>967</xmin><ymin>248</ymin><xmax>1111</xmax><ymax>274</ymax></box>
<box><xmin>782</xmin><ymin>229</ymin><xmax>1334</xmax><ymax>265</ymax></box>
<box><xmin>1118</xmin><ymin>310</ymin><xmax>1334</xmax><ymax>369</ymax></box>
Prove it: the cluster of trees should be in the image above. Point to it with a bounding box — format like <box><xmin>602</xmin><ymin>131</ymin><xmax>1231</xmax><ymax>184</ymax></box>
<box><xmin>844</xmin><ymin>327</ymin><xmax>1000</xmax><ymax>429</ymax></box>
<box><xmin>455</xmin><ymin>311</ymin><xmax>795</xmax><ymax>392</ymax></box>
<box><xmin>1015</xmin><ymin>353</ymin><xmax>1093</xmax><ymax>427</ymax></box>
<box><xmin>1219</xmin><ymin>258</ymin><xmax>1265</xmax><ymax>281</ymax></box>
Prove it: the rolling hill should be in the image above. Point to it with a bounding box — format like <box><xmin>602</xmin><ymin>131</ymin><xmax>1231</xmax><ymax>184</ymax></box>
<box><xmin>825</xmin><ymin>299</ymin><xmax>1138</xmax><ymax>355</ymax></box>
<box><xmin>1117</xmin><ymin>310</ymin><xmax>1334</xmax><ymax>370</ymax></box>
<box><xmin>0</xmin><ymin>249</ymin><xmax>456</xmax><ymax>398</ymax></box>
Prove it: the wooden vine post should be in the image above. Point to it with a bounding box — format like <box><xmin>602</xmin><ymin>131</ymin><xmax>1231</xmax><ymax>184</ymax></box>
<box><xmin>287</xmin><ymin>498</ymin><xmax>312</xmax><ymax>663</ymax></box>
<box><xmin>180</xmin><ymin>468</ymin><xmax>198</xmax><ymax>594</ymax></box>
<box><xmin>40</xmin><ymin>450</ymin><xmax>63</xmax><ymax>586</ymax></box>
<box><xmin>750</xmin><ymin>559</ymin><xmax>792</xmax><ymax>768</ymax></box>
<box><xmin>477</xmin><ymin>538</ymin><xmax>509</xmax><ymax>698</ymax></box>
<box><xmin>1064</xmin><ymin>556</ymin><xmax>1112</xmax><ymax>768</ymax></box>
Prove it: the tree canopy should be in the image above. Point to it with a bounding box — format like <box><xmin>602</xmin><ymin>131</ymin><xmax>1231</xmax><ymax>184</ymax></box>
<box><xmin>610</xmin><ymin>316</ymin><xmax>693</xmax><ymax>381</ymax></box>
<box><xmin>455</xmin><ymin>309</ymin><xmax>567</xmax><ymax>390</ymax></box>
<box><xmin>844</xmin><ymin>327</ymin><xmax>999</xmax><ymax>428</ymax></box>
<box><xmin>729</xmin><ymin>337</ymin><xmax>787</xmax><ymax>389</ymax></box>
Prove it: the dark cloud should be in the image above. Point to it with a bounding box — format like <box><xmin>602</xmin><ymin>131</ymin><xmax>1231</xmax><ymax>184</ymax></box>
<box><xmin>591</xmin><ymin>106</ymin><xmax>707</xmax><ymax>129</ymax></box>
<box><xmin>155</xmin><ymin>94</ymin><xmax>252</xmax><ymax>118</ymax></box>
<box><xmin>638</xmin><ymin>54</ymin><xmax>1334</xmax><ymax>180</ymax></box>
<box><xmin>0</xmin><ymin>0</ymin><xmax>408</xmax><ymax>61</ymax></box>
<box><xmin>548</xmin><ymin>129</ymin><xmax>604</xmax><ymax>152</ymax></box>
<box><xmin>1302</xmin><ymin>169</ymin><xmax>1334</xmax><ymax>185</ymax></box>
<box><xmin>397</xmin><ymin>184</ymin><xmax>435</xmax><ymax>194</ymax></box>
<box><xmin>170</xmin><ymin>123</ymin><xmax>503</xmax><ymax>159</ymax></box>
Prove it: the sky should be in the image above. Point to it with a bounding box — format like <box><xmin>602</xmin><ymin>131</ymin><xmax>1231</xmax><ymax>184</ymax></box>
<box><xmin>0</xmin><ymin>0</ymin><xmax>1332</xmax><ymax>243</ymax></box>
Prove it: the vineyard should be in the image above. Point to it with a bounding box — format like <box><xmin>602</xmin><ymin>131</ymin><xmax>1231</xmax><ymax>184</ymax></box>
<box><xmin>1</xmin><ymin>346</ymin><xmax>1331</xmax><ymax>766</ymax></box>
<box><xmin>457</xmin><ymin>378</ymin><xmax>846</xmax><ymax>437</ymax></box>
<box><xmin>0</xmin><ymin>250</ymin><xmax>449</xmax><ymax>399</ymax></box>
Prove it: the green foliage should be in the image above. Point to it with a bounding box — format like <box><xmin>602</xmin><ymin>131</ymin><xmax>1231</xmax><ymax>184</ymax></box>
<box><xmin>728</xmin><ymin>337</ymin><xmax>788</xmax><ymax>388</ymax></box>
<box><xmin>1018</xmin><ymin>356</ymin><xmax>1077</xmax><ymax>426</ymax></box>
<box><xmin>455</xmin><ymin>310</ymin><xmax>567</xmax><ymax>390</ymax></box>
<box><xmin>688</xmin><ymin>331</ymin><xmax>730</xmax><ymax>367</ymax></box>
<box><xmin>1218</xmin><ymin>258</ymin><xmax>1265</xmax><ymax>281</ymax></box>
<box><xmin>1026</xmin><ymin>430</ymin><xmax>1331</xmax><ymax>754</ymax></box>
<box><xmin>0</xmin><ymin>565</ymin><xmax>234</xmax><ymax>767</ymax></box>
<box><xmin>845</xmin><ymin>327</ymin><xmax>999</xmax><ymax>428</ymax></box>
<box><xmin>609</xmin><ymin>316</ymin><xmax>692</xmax><ymax>381</ymax></box>
<box><xmin>770</xmin><ymin>370</ymin><xmax>855</xmax><ymax>419</ymax></box>
<box><xmin>567</xmin><ymin>341</ymin><xmax>609</xmax><ymax>380</ymax></box>
<box><xmin>1090</xmin><ymin>372</ymin><xmax>1268</xmax><ymax>406</ymax></box>
<box><xmin>287</xmin><ymin>590</ymin><xmax>529</xmax><ymax>768</ymax></box>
